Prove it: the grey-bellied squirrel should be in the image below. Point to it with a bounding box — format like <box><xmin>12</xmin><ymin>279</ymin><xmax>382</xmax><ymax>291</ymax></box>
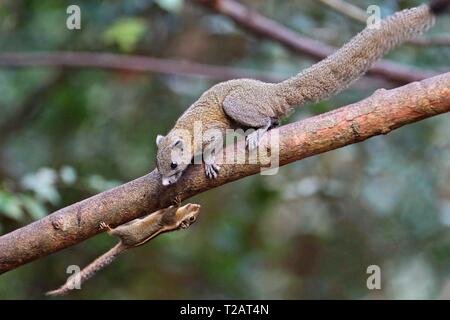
<box><xmin>156</xmin><ymin>0</ymin><xmax>449</xmax><ymax>186</ymax></box>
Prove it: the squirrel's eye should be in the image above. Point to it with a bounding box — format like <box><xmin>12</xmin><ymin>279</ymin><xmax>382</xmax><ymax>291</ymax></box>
<box><xmin>170</xmin><ymin>162</ymin><xmax>178</xmax><ymax>169</ymax></box>
<box><xmin>189</xmin><ymin>216</ymin><xmax>195</xmax><ymax>222</ymax></box>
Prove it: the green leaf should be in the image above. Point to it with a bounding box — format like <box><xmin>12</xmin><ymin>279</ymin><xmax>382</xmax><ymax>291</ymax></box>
<box><xmin>155</xmin><ymin>0</ymin><xmax>184</xmax><ymax>13</ymax></box>
<box><xmin>102</xmin><ymin>18</ymin><xmax>147</xmax><ymax>52</ymax></box>
<box><xmin>20</xmin><ymin>195</ymin><xmax>47</xmax><ymax>220</ymax></box>
<box><xmin>0</xmin><ymin>192</ymin><xmax>24</xmax><ymax>221</ymax></box>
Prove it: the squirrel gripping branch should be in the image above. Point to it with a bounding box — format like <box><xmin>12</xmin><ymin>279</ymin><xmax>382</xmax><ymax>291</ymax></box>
<box><xmin>155</xmin><ymin>0</ymin><xmax>450</xmax><ymax>185</ymax></box>
<box><xmin>46</xmin><ymin>203</ymin><xmax>201</xmax><ymax>296</ymax></box>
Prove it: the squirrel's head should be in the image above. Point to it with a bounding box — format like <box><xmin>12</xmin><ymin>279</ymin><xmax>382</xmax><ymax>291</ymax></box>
<box><xmin>176</xmin><ymin>203</ymin><xmax>201</xmax><ymax>229</ymax></box>
<box><xmin>156</xmin><ymin>133</ymin><xmax>191</xmax><ymax>186</ymax></box>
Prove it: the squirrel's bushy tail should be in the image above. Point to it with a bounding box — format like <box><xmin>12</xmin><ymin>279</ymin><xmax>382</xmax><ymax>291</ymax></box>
<box><xmin>46</xmin><ymin>243</ymin><xmax>126</xmax><ymax>297</ymax></box>
<box><xmin>276</xmin><ymin>1</ymin><xmax>448</xmax><ymax>106</ymax></box>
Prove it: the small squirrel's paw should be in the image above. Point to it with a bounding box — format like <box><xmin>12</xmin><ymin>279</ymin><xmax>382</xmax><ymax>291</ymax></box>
<box><xmin>99</xmin><ymin>222</ymin><xmax>112</xmax><ymax>232</ymax></box>
<box><xmin>173</xmin><ymin>195</ymin><xmax>182</xmax><ymax>207</ymax></box>
<box><xmin>246</xmin><ymin>130</ymin><xmax>262</xmax><ymax>151</ymax></box>
<box><xmin>205</xmin><ymin>163</ymin><xmax>220</xmax><ymax>179</ymax></box>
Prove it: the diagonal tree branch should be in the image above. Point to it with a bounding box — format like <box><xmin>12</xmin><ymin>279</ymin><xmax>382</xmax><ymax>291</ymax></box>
<box><xmin>0</xmin><ymin>71</ymin><xmax>449</xmax><ymax>274</ymax></box>
<box><xmin>0</xmin><ymin>52</ymin><xmax>282</xmax><ymax>83</ymax></box>
<box><xmin>192</xmin><ymin>0</ymin><xmax>439</xmax><ymax>84</ymax></box>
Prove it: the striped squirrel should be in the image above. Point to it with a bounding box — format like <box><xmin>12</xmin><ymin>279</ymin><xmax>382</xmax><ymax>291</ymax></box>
<box><xmin>46</xmin><ymin>203</ymin><xmax>201</xmax><ymax>296</ymax></box>
<box><xmin>155</xmin><ymin>0</ymin><xmax>450</xmax><ymax>186</ymax></box>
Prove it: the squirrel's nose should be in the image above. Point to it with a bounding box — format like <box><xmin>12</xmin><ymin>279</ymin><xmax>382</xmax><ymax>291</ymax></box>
<box><xmin>161</xmin><ymin>178</ymin><xmax>171</xmax><ymax>186</ymax></box>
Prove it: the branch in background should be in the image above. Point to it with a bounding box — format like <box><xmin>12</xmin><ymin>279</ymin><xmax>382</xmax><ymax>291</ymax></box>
<box><xmin>318</xmin><ymin>0</ymin><xmax>450</xmax><ymax>46</ymax></box>
<box><xmin>0</xmin><ymin>51</ymin><xmax>393</xmax><ymax>91</ymax></box>
<box><xmin>409</xmin><ymin>35</ymin><xmax>450</xmax><ymax>46</ymax></box>
<box><xmin>0</xmin><ymin>71</ymin><xmax>67</xmax><ymax>147</ymax></box>
<box><xmin>0</xmin><ymin>71</ymin><xmax>449</xmax><ymax>274</ymax></box>
<box><xmin>192</xmin><ymin>0</ymin><xmax>438</xmax><ymax>84</ymax></box>
<box><xmin>319</xmin><ymin>0</ymin><xmax>367</xmax><ymax>23</ymax></box>
<box><xmin>0</xmin><ymin>52</ymin><xmax>282</xmax><ymax>83</ymax></box>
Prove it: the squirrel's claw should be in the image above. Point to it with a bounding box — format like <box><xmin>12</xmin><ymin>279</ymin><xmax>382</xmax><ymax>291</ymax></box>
<box><xmin>205</xmin><ymin>163</ymin><xmax>220</xmax><ymax>179</ymax></box>
<box><xmin>173</xmin><ymin>195</ymin><xmax>182</xmax><ymax>207</ymax></box>
<box><xmin>99</xmin><ymin>222</ymin><xmax>112</xmax><ymax>232</ymax></box>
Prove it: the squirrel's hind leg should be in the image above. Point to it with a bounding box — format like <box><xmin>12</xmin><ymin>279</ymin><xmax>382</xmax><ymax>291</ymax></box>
<box><xmin>223</xmin><ymin>92</ymin><xmax>277</xmax><ymax>150</ymax></box>
<box><xmin>245</xmin><ymin>121</ymin><xmax>272</xmax><ymax>150</ymax></box>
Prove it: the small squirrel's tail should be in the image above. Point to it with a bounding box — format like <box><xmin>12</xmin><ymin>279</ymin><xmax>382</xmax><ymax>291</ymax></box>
<box><xmin>46</xmin><ymin>243</ymin><xmax>126</xmax><ymax>297</ymax></box>
<box><xmin>275</xmin><ymin>1</ymin><xmax>449</xmax><ymax>107</ymax></box>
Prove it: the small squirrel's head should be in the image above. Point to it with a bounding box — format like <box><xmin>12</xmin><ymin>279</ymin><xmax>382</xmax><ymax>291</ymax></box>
<box><xmin>156</xmin><ymin>133</ymin><xmax>191</xmax><ymax>186</ymax></box>
<box><xmin>176</xmin><ymin>203</ymin><xmax>201</xmax><ymax>229</ymax></box>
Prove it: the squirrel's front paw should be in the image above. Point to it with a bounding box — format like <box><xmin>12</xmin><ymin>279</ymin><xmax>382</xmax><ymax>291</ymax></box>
<box><xmin>173</xmin><ymin>194</ymin><xmax>182</xmax><ymax>207</ymax></box>
<box><xmin>99</xmin><ymin>222</ymin><xmax>113</xmax><ymax>232</ymax></box>
<box><xmin>205</xmin><ymin>163</ymin><xmax>220</xmax><ymax>179</ymax></box>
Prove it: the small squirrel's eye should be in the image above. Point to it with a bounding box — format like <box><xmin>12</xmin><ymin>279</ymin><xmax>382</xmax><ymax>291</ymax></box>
<box><xmin>171</xmin><ymin>162</ymin><xmax>178</xmax><ymax>169</ymax></box>
<box><xmin>189</xmin><ymin>216</ymin><xmax>195</xmax><ymax>222</ymax></box>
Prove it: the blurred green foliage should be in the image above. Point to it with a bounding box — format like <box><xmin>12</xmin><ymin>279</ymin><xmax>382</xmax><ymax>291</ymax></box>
<box><xmin>103</xmin><ymin>18</ymin><xmax>147</xmax><ymax>52</ymax></box>
<box><xmin>0</xmin><ymin>0</ymin><xmax>449</xmax><ymax>299</ymax></box>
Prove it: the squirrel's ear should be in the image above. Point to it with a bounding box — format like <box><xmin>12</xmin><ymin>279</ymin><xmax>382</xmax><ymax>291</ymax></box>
<box><xmin>156</xmin><ymin>135</ymin><xmax>164</xmax><ymax>146</ymax></box>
